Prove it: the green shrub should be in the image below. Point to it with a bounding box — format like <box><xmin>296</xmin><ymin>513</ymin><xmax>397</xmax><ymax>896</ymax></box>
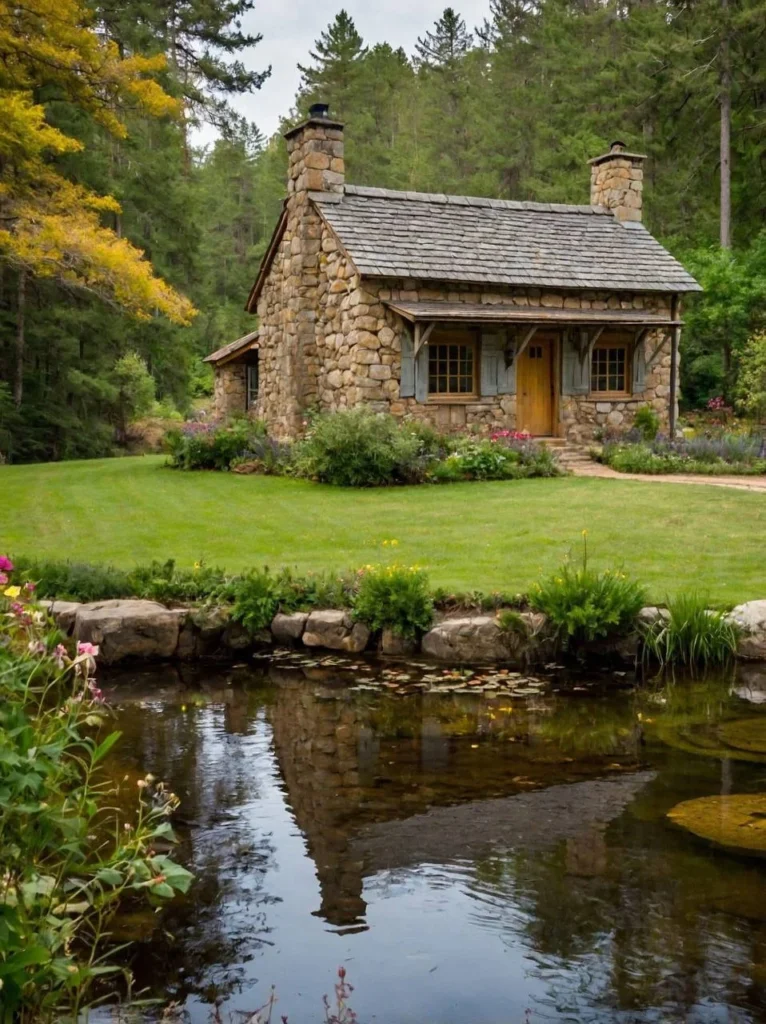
<box><xmin>13</xmin><ymin>555</ymin><xmax>229</xmax><ymax>604</ymax></box>
<box><xmin>641</xmin><ymin>591</ymin><xmax>739</xmax><ymax>668</ymax></box>
<box><xmin>292</xmin><ymin>409</ymin><xmax>426</xmax><ymax>487</ymax></box>
<box><xmin>633</xmin><ymin>405</ymin><xmax>660</xmax><ymax>441</ymax></box>
<box><xmin>529</xmin><ymin>537</ymin><xmax>646</xmax><ymax>645</ymax></box>
<box><xmin>353</xmin><ymin>564</ymin><xmax>434</xmax><ymax>638</ymax></box>
<box><xmin>0</xmin><ymin>567</ymin><xmax>192</xmax><ymax>1019</ymax></box>
<box><xmin>429</xmin><ymin>436</ymin><xmax>559</xmax><ymax>483</ymax></box>
<box><xmin>227</xmin><ymin>569</ymin><xmax>280</xmax><ymax>634</ymax></box>
<box><xmin>165</xmin><ymin>418</ymin><xmax>267</xmax><ymax>471</ymax></box>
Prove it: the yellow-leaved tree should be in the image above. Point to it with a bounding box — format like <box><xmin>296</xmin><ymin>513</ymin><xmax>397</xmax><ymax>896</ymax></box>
<box><xmin>0</xmin><ymin>0</ymin><xmax>197</xmax><ymax>402</ymax></box>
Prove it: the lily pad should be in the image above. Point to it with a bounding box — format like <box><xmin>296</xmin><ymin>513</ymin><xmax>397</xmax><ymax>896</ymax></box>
<box><xmin>668</xmin><ymin>794</ymin><xmax>766</xmax><ymax>855</ymax></box>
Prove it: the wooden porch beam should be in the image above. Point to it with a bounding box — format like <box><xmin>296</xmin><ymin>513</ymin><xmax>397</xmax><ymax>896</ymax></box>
<box><xmin>580</xmin><ymin>326</ymin><xmax>606</xmax><ymax>366</ymax></box>
<box><xmin>413</xmin><ymin>321</ymin><xmax>437</xmax><ymax>357</ymax></box>
<box><xmin>512</xmin><ymin>325</ymin><xmax>539</xmax><ymax>362</ymax></box>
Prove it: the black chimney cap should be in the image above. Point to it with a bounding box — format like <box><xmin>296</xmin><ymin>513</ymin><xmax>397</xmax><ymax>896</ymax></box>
<box><xmin>309</xmin><ymin>102</ymin><xmax>330</xmax><ymax>119</ymax></box>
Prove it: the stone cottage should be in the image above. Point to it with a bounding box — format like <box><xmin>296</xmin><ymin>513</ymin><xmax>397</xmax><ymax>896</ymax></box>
<box><xmin>206</xmin><ymin>103</ymin><xmax>701</xmax><ymax>440</ymax></box>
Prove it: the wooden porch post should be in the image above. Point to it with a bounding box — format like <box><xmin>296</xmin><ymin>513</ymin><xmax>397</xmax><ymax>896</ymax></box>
<box><xmin>669</xmin><ymin>294</ymin><xmax>680</xmax><ymax>437</ymax></box>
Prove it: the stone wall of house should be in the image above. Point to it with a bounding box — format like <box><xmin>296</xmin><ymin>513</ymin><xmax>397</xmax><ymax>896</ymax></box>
<box><xmin>302</xmin><ymin>249</ymin><xmax>676</xmax><ymax>440</ymax></box>
<box><xmin>212</xmin><ymin>362</ymin><xmax>247</xmax><ymax>419</ymax></box>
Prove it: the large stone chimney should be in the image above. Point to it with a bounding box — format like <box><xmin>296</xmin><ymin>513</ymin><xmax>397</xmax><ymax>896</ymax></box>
<box><xmin>588</xmin><ymin>141</ymin><xmax>645</xmax><ymax>223</ymax></box>
<box><xmin>284</xmin><ymin>102</ymin><xmax>345</xmax><ymax>196</ymax></box>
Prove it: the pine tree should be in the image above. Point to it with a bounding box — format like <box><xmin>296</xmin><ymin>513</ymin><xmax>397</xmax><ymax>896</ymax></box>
<box><xmin>414</xmin><ymin>8</ymin><xmax>473</xmax><ymax>69</ymax></box>
<box><xmin>297</xmin><ymin>10</ymin><xmax>368</xmax><ymax>118</ymax></box>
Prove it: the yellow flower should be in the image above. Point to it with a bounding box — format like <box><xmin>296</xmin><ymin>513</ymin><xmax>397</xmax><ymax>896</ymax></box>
<box><xmin>193</xmin><ymin>561</ymin><xmax>201</xmax><ymax>571</ymax></box>
<box><xmin>391</xmin><ymin>539</ymin><xmax>399</xmax><ymax>546</ymax></box>
<box><xmin>3</xmin><ymin>586</ymin><xmax>20</xmax><ymax>599</ymax></box>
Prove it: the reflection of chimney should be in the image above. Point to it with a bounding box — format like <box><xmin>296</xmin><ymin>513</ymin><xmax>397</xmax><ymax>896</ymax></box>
<box><xmin>283</xmin><ymin>101</ymin><xmax>345</xmax><ymax>196</ymax></box>
<box><xmin>588</xmin><ymin>140</ymin><xmax>645</xmax><ymax>223</ymax></box>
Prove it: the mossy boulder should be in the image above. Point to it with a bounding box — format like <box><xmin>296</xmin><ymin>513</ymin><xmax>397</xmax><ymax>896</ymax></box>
<box><xmin>668</xmin><ymin>794</ymin><xmax>766</xmax><ymax>855</ymax></box>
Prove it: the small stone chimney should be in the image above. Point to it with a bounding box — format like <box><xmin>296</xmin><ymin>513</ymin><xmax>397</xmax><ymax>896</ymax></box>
<box><xmin>284</xmin><ymin>102</ymin><xmax>345</xmax><ymax>196</ymax></box>
<box><xmin>588</xmin><ymin>140</ymin><xmax>645</xmax><ymax>223</ymax></box>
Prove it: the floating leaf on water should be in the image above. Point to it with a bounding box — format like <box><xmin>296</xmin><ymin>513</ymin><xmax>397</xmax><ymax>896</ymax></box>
<box><xmin>668</xmin><ymin>794</ymin><xmax>766</xmax><ymax>855</ymax></box>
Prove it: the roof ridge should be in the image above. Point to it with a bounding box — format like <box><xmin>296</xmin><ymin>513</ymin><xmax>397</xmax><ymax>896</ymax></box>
<box><xmin>339</xmin><ymin>184</ymin><xmax>608</xmax><ymax>215</ymax></box>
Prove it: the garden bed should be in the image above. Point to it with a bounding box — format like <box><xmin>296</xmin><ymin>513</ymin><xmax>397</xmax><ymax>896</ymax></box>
<box><xmin>597</xmin><ymin>429</ymin><xmax>766</xmax><ymax>476</ymax></box>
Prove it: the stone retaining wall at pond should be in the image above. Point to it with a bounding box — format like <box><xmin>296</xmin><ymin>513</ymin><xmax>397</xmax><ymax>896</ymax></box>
<box><xmin>43</xmin><ymin>598</ymin><xmax>766</xmax><ymax>666</ymax></box>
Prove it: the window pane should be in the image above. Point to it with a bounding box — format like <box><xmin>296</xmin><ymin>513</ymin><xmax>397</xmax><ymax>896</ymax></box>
<box><xmin>428</xmin><ymin>342</ymin><xmax>474</xmax><ymax>395</ymax></box>
<box><xmin>591</xmin><ymin>346</ymin><xmax>626</xmax><ymax>393</ymax></box>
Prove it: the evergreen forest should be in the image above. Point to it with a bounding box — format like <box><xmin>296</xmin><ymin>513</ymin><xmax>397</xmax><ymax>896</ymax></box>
<box><xmin>1</xmin><ymin>0</ymin><xmax>765</xmax><ymax>462</ymax></box>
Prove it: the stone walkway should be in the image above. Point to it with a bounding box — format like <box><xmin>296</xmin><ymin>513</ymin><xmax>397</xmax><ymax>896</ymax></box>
<box><xmin>568</xmin><ymin>458</ymin><xmax>766</xmax><ymax>493</ymax></box>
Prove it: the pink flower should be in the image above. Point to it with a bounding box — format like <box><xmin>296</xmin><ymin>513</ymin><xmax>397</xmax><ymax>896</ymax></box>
<box><xmin>0</xmin><ymin>574</ymin><xmax>7</xmax><ymax>586</ymax></box>
<box><xmin>53</xmin><ymin>643</ymin><xmax>68</xmax><ymax>669</ymax></box>
<box><xmin>0</xmin><ymin>556</ymin><xmax>13</xmax><ymax>573</ymax></box>
<box><xmin>77</xmin><ymin>642</ymin><xmax>99</xmax><ymax>657</ymax></box>
<box><xmin>87</xmin><ymin>680</ymin><xmax>104</xmax><ymax>704</ymax></box>
<box><xmin>23</xmin><ymin>581</ymin><xmax>36</xmax><ymax>593</ymax></box>
<box><xmin>27</xmin><ymin>639</ymin><xmax>46</xmax><ymax>656</ymax></box>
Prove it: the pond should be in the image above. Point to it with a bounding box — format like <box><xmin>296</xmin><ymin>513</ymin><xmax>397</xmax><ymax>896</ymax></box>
<box><xmin>101</xmin><ymin>651</ymin><xmax>766</xmax><ymax>1023</ymax></box>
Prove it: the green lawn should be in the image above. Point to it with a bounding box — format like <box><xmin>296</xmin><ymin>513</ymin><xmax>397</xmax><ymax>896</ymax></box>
<box><xmin>1</xmin><ymin>455</ymin><xmax>765</xmax><ymax>603</ymax></box>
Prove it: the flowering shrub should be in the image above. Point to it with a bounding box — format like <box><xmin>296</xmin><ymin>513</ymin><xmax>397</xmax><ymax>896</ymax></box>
<box><xmin>529</xmin><ymin>536</ymin><xmax>646</xmax><ymax>646</ymax></box>
<box><xmin>429</xmin><ymin>435</ymin><xmax>560</xmax><ymax>482</ymax></box>
<box><xmin>164</xmin><ymin>418</ymin><xmax>268</xmax><ymax>470</ymax></box>
<box><xmin>0</xmin><ymin>557</ymin><xmax>192</xmax><ymax>1019</ymax></box>
<box><xmin>600</xmin><ymin>430</ymin><xmax>766</xmax><ymax>475</ymax></box>
<box><xmin>353</xmin><ymin>563</ymin><xmax>434</xmax><ymax>638</ymax></box>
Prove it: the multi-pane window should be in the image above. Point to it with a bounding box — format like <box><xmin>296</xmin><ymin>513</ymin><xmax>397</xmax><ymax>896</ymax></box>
<box><xmin>246</xmin><ymin>358</ymin><xmax>259</xmax><ymax>409</ymax></box>
<box><xmin>591</xmin><ymin>345</ymin><xmax>627</xmax><ymax>394</ymax></box>
<box><xmin>528</xmin><ymin>344</ymin><xmax>544</xmax><ymax>360</ymax></box>
<box><xmin>428</xmin><ymin>341</ymin><xmax>476</xmax><ymax>396</ymax></box>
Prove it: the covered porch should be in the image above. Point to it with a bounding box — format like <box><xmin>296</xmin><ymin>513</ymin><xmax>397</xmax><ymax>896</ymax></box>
<box><xmin>386</xmin><ymin>300</ymin><xmax>682</xmax><ymax>438</ymax></box>
<box><xmin>204</xmin><ymin>330</ymin><xmax>260</xmax><ymax>418</ymax></box>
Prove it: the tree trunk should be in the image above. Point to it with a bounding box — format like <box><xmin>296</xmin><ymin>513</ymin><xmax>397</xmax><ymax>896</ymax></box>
<box><xmin>14</xmin><ymin>269</ymin><xmax>26</xmax><ymax>408</ymax></box>
<box><xmin>719</xmin><ymin>0</ymin><xmax>732</xmax><ymax>249</ymax></box>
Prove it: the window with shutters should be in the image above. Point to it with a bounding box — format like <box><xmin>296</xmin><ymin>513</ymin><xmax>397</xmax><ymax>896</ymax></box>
<box><xmin>428</xmin><ymin>335</ymin><xmax>477</xmax><ymax>398</ymax></box>
<box><xmin>590</xmin><ymin>342</ymin><xmax>629</xmax><ymax>396</ymax></box>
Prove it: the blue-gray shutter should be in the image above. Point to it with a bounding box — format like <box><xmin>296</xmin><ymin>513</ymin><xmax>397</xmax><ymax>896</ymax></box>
<box><xmin>561</xmin><ymin>334</ymin><xmax>590</xmax><ymax>395</ymax></box>
<box><xmin>400</xmin><ymin>328</ymin><xmax>415</xmax><ymax>398</ymax></box>
<box><xmin>414</xmin><ymin>343</ymin><xmax>429</xmax><ymax>403</ymax></box>
<box><xmin>480</xmin><ymin>332</ymin><xmax>516</xmax><ymax>396</ymax></box>
<box><xmin>632</xmin><ymin>336</ymin><xmax>647</xmax><ymax>394</ymax></box>
<box><xmin>480</xmin><ymin>333</ymin><xmax>500</xmax><ymax>396</ymax></box>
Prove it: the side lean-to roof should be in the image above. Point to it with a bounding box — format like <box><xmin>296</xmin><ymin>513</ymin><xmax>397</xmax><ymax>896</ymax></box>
<box><xmin>204</xmin><ymin>329</ymin><xmax>259</xmax><ymax>366</ymax></box>
<box><xmin>245</xmin><ymin>183</ymin><xmax>700</xmax><ymax>312</ymax></box>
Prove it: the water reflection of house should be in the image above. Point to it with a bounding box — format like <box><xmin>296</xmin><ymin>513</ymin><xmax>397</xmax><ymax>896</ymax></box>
<box><xmin>267</xmin><ymin>671</ymin><xmax>647</xmax><ymax>928</ymax></box>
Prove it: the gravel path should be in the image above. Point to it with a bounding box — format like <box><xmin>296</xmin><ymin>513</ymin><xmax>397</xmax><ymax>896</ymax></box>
<box><xmin>570</xmin><ymin>460</ymin><xmax>766</xmax><ymax>492</ymax></box>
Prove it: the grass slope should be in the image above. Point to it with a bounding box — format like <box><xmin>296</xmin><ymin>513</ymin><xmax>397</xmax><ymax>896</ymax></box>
<box><xmin>1</xmin><ymin>455</ymin><xmax>764</xmax><ymax>602</ymax></box>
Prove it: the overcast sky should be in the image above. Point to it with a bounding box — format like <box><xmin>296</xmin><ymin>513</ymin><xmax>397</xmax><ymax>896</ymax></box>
<box><xmin>210</xmin><ymin>1</ymin><xmax>491</xmax><ymax>141</ymax></box>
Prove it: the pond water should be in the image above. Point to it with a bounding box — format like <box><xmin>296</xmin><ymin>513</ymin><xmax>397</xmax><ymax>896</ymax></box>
<box><xmin>102</xmin><ymin>651</ymin><xmax>766</xmax><ymax>1024</ymax></box>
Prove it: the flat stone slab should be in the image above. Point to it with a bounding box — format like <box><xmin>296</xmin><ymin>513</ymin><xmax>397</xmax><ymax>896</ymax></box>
<box><xmin>303</xmin><ymin>610</ymin><xmax>370</xmax><ymax>653</ymax></box>
<box><xmin>74</xmin><ymin>599</ymin><xmax>185</xmax><ymax>664</ymax></box>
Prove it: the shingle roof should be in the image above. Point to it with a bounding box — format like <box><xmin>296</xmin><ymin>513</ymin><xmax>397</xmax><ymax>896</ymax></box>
<box><xmin>312</xmin><ymin>185</ymin><xmax>701</xmax><ymax>293</ymax></box>
<box><xmin>204</xmin><ymin>330</ymin><xmax>259</xmax><ymax>365</ymax></box>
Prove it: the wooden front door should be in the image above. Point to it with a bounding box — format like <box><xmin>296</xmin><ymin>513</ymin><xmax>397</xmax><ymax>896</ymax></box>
<box><xmin>517</xmin><ymin>336</ymin><xmax>554</xmax><ymax>435</ymax></box>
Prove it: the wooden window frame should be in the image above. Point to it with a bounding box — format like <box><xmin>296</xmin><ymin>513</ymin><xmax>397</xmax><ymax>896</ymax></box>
<box><xmin>427</xmin><ymin>331</ymin><xmax>479</xmax><ymax>403</ymax></box>
<box><xmin>589</xmin><ymin>339</ymin><xmax>630</xmax><ymax>398</ymax></box>
<box><xmin>245</xmin><ymin>358</ymin><xmax>259</xmax><ymax>410</ymax></box>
